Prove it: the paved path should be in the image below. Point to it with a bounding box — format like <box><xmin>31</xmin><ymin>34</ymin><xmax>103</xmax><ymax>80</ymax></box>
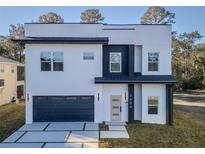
<box><xmin>0</xmin><ymin>122</ymin><xmax>129</xmax><ymax>148</ymax></box>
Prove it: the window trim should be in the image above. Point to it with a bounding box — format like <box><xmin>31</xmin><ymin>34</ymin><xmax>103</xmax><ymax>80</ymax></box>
<box><xmin>148</xmin><ymin>52</ymin><xmax>159</xmax><ymax>72</ymax></box>
<box><xmin>40</xmin><ymin>52</ymin><xmax>64</xmax><ymax>72</ymax></box>
<box><xmin>148</xmin><ymin>96</ymin><xmax>159</xmax><ymax>115</ymax></box>
<box><xmin>40</xmin><ymin>52</ymin><xmax>52</xmax><ymax>71</ymax></box>
<box><xmin>109</xmin><ymin>52</ymin><xmax>122</xmax><ymax>73</ymax></box>
<box><xmin>53</xmin><ymin>52</ymin><xmax>64</xmax><ymax>71</ymax></box>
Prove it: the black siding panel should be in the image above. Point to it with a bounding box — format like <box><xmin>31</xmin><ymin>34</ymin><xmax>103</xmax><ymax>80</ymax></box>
<box><xmin>128</xmin><ymin>45</ymin><xmax>135</xmax><ymax>79</ymax></box>
<box><xmin>103</xmin><ymin>45</ymin><xmax>129</xmax><ymax>78</ymax></box>
<box><xmin>128</xmin><ymin>84</ymin><xmax>134</xmax><ymax>122</ymax></box>
<box><xmin>33</xmin><ymin>96</ymin><xmax>94</xmax><ymax>122</ymax></box>
<box><xmin>166</xmin><ymin>85</ymin><xmax>173</xmax><ymax>125</ymax></box>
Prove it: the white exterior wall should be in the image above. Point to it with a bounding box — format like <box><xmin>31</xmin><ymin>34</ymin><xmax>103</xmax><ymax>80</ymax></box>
<box><xmin>134</xmin><ymin>84</ymin><xmax>142</xmax><ymax>121</ymax></box>
<box><xmin>99</xmin><ymin>84</ymin><xmax>128</xmax><ymax>122</ymax></box>
<box><xmin>24</xmin><ymin>23</ymin><xmax>171</xmax><ymax>124</ymax></box>
<box><xmin>25</xmin><ymin>44</ymin><xmax>102</xmax><ymax>123</ymax></box>
<box><xmin>134</xmin><ymin>46</ymin><xmax>142</xmax><ymax>73</ymax></box>
<box><xmin>25</xmin><ymin>24</ymin><xmax>172</xmax><ymax>75</ymax></box>
<box><xmin>141</xmin><ymin>84</ymin><xmax>166</xmax><ymax>124</ymax></box>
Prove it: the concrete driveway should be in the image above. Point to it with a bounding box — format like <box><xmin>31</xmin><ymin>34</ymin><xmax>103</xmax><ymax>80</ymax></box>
<box><xmin>0</xmin><ymin>122</ymin><xmax>99</xmax><ymax>148</ymax></box>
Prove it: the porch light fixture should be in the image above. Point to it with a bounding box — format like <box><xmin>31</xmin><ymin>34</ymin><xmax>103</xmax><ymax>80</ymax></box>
<box><xmin>27</xmin><ymin>93</ymin><xmax>29</xmax><ymax>102</ymax></box>
<box><xmin>125</xmin><ymin>92</ymin><xmax>127</xmax><ymax>100</ymax></box>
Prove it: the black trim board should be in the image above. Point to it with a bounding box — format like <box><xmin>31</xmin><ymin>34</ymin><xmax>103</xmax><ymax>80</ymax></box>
<box><xmin>128</xmin><ymin>84</ymin><xmax>134</xmax><ymax>122</ymax></box>
<box><xmin>128</xmin><ymin>45</ymin><xmax>135</xmax><ymax>79</ymax></box>
<box><xmin>12</xmin><ymin>37</ymin><xmax>109</xmax><ymax>44</ymax></box>
<box><xmin>95</xmin><ymin>75</ymin><xmax>176</xmax><ymax>84</ymax></box>
<box><xmin>166</xmin><ymin>85</ymin><xmax>173</xmax><ymax>125</ymax></box>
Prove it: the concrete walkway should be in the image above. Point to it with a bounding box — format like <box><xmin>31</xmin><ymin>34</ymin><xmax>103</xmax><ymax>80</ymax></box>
<box><xmin>0</xmin><ymin>122</ymin><xmax>99</xmax><ymax>148</ymax></box>
<box><xmin>0</xmin><ymin>122</ymin><xmax>129</xmax><ymax>148</ymax></box>
<box><xmin>100</xmin><ymin>123</ymin><xmax>129</xmax><ymax>139</ymax></box>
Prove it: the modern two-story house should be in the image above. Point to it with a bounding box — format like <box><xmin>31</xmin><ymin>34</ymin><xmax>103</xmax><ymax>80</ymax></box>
<box><xmin>14</xmin><ymin>23</ymin><xmax>176</xmax><ymax>125</ymax></box>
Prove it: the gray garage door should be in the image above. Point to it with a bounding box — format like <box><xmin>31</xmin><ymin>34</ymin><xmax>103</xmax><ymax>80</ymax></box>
<box><xmin>33</xmin><ymin>96</ymin><xmax>94</xmax><ymax>122</ymax></box>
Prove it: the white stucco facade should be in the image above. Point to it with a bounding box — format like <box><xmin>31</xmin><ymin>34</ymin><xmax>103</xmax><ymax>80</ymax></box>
<box><xmin>24</xmin><ymin>23</ymin><xmax>172</xmax><ymax>124</ymax></box>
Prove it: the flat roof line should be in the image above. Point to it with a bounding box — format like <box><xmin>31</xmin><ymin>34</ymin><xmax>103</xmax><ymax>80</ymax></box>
<box><xmin>24</xmin><ymin>22</ymin><xmax>171</xmax><ymax>26</ymax></box>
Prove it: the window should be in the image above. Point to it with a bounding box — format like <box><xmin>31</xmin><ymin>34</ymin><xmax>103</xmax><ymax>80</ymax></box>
<box><xmin>83</xmin><ymin>52</ymin><xmax>94</xmax><ymax>60</ymax></box>
<box><xmin>110</xmin><ymin>52</ymin><xmax>121</xmax><ymax>72</ymax></box>
<box><xmin>17</xmin><ymin>66</ymin><xmax>24</xmax><ymax>81</ymax></box>
<box><xmin>11</xmin><ymin>66</ymin><xmax>15</xmax><ymax>73</ymax></box>
<box><xmin>0</xmin><ymin>64</ymin><xmax>4</xmax><ymax>73</ymax></box>
<box><xmin>53</xmin><ymin>52</ymin><xmax>63</xmax><ymax>71</ymax></box>
<box><xmin>148</xmin><ymin>52</ymin><xmax>159</xmax><ymax>71</ymax></box>
<box><xmin>148</xmin><ymin>96</ymin><xmax>158</xmax><ymax>114</ymax></box>
<box><xmin>41</xmin><ymin>52</ymin><xmax>51</xmax><ymax>71</ymax></box>
<box><xmin>0</xmin><ymin>79</ymin><xmax>4</xmax><ymax>87</ymax></box>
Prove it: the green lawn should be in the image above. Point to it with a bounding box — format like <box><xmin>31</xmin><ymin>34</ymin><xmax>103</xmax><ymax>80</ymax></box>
<box><xmin>0</xmin><ymin>103</ymin><xmax>25</xmax><ymax>142</ymax></box>
<box><xmin>100</xmin><ymin>107</ymin><xmax>205</xmax><ymax>148</ymax></box>
<box><xmin>0</xmin><ymin>97</ymin><xmax>205</xmax><ymax>147</ymax></box>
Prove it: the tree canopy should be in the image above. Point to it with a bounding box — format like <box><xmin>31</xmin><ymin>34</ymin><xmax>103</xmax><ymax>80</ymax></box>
<box><xmin>80</xmin><ymin>9</ymin><xmax>104</xmax><ymax>23</ymax></box>
<box><xmin>37</xmin><ymin>12</ymin><xmax>64</xmax><ymax>23</ymax></box>
<box><xmin>0</xmin><ymin>24</ymin><xmax>25</xmax><ymax>62</ymax></box>
<box><xmin>141</xmin><ymin>6</ymin><xmax>175</xmax><ymax>24</ymax></box>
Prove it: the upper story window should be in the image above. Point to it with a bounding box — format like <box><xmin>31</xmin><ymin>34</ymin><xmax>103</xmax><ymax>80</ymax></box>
<box><xmin>11</xmin><ymin>66</ymin><xmax>15</xmax><ymax>73</ymax></box>
<box><xmin>110</xmin><ymin>52</ymin><xmax>121</xmax><ymax>72</ymax></box>
<box><xmin>148</xmin><ymin>96</ymin><xmax>158</xmax><ymax>114</ymax></box>
<box><xmin>53</xmin><ymin>52</ymin><xmax>63</xmax><ymax>71</ymax></box>
<box><xmin>0</xmin><ymin>64</ymin><xmax>4</xmax><ymax>73</ymax></box>
<box><xmin>0</xmin><ymin>79</ymin><xmax>4</xmax><ymax>87</ymax></box>
<box><xmin>41</xmin><ymin>52</ymin><xmax>51</xmax><ymax>71</ymax></box>
<box><xmin>83</xmin><ymin>52</ymin><xmax>94</xmax><ymax>60</ymax></box>
<box><xmin>17</xmin><ymin>66</ymin><xmax>24</xmax><ymax>81</ymax></box>
<box><xmin>41</xmin><ymin>52</ymin><xmax>63</xmax><ymax>72</ymax></box>
<box><xmin>148</xmin><ymin>52</ymin><xmax>159</xmax><ymax>71</ymax></box>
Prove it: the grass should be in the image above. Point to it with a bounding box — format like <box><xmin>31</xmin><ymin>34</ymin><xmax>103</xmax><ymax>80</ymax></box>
<box><xmin>0</xmin><ymin>93</ymin><xmax>205</xmax><ymax>147</ymax></box>
<box><xmin>100</xmin><ymin>107</ymin><xmax>205</xmax><ymax>148</ymax></box>
<box><xmin>0</xmin><ymin>103</ymin><xmax>25</xmax><ymax>142</ymax></box>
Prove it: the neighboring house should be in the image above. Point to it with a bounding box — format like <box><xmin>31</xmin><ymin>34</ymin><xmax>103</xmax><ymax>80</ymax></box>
<box><xmin>0</xmin><ymin>56</ymin><xmax>25</xmax><ymax>105</ymax></box>
<box><xmin>14</xmin><ymin>23</ymin><xmax>176</xmax><ymax>125</ymax></box>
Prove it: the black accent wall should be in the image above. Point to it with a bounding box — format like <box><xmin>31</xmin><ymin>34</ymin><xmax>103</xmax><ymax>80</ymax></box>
<box><xmin>166</xmin><ymin>85</ymin><xmax>173</xmax><ymax>125</ymax></box>
<box><xmin>128</xmin><ymin>84</ymin><xmax>134</xmax><ymax>122</ymax></box>
<box><xmin>128</xmin><ymin>45</ymin><xmax>135</xmax><ymax>79</ymax></box>
<box><xmin>103</xmin><ymin>45</ymin><xmax>129</xmax><ymax>78</ymax></box>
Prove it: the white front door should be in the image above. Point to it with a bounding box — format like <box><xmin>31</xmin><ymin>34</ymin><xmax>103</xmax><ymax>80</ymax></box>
<box><xmin>110</xmin><ymin>95</ymin><xmax>122</xmax><ymax>121</ymax></box>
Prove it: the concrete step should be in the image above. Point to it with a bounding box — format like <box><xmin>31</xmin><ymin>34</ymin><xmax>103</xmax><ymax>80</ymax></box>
<box><xmin>105</xmin><ymin>122</ymin><xmax>127</xmax><ymax>126</ymax></box>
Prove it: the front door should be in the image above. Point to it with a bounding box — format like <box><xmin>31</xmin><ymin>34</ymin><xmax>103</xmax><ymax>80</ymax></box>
<box><xmin>110</xmin><ymin>95</ymin><xmax>121</xmax><ymax>121</ymax></box>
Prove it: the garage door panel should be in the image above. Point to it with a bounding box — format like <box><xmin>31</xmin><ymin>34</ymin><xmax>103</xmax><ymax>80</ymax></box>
<box><xmin>33</xmin><ymin>96</ymin><xmax>94</xmax><ymax>122</ymax></box>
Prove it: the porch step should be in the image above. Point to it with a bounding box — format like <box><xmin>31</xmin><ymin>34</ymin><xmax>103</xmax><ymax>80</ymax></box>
<box><xmin>105</xmin><ymin>122</ymin><xmax>127</xmax><ymax>126</ymax></box>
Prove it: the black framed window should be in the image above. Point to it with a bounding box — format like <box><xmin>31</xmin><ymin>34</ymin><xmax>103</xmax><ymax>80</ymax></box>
<box><xmin>148</xmin><ymin>52</ymin><xmax>159</xmax><ymax>71</ymax></box>
<box><xmin>148</xmin><ymin>96</ymin><xmax>158</xmax><ymax>114</ymax></box>
<box><xmin>41</xmin><ymin>52</ymin><xmax>51</xmax><ymax>71</ymax></box>
<box><xmin>110</xmin><ymin>52</ymin><xmax>121</xmax><ymax>72</ymax></box>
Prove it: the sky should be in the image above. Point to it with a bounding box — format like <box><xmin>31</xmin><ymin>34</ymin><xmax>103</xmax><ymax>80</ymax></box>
<box><xmin>0</xmin><ymin>6</ymin><xmax>205</xmax><ymax>42</ymax></box>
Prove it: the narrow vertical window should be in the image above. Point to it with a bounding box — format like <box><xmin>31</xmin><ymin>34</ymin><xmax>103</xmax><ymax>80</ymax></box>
<box><xmin>41</xmin><ymin>52</ymin><xmax>51</xmax><ymax>71</ymax></box>
<box><xmin>148</xmin><ymin>52</ymin><xmax>159</xmax><ymax>71</ymax></box>
<box><xmin>0</xmin><ymin>64</ymin><xmax>4</xmax><ymax>73</ymax></box>
<box><xmin>53</xmin><ymin>52</ymin><xmax>64</xmax><ymax>71</ymax></box>
<box><xmin>110</xmin><ymin>52</ymin><xmax>121</xmax><ymax>72</ymax></box>
<box><xmin>11</xmin><ymin>66</ymin><xmax>15</xmax><ymax>73</ymax></box>
<box><xmin>148</xmin><ymin>96</ymin><xmax>158</xmax><ymax>114</ymax></box>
